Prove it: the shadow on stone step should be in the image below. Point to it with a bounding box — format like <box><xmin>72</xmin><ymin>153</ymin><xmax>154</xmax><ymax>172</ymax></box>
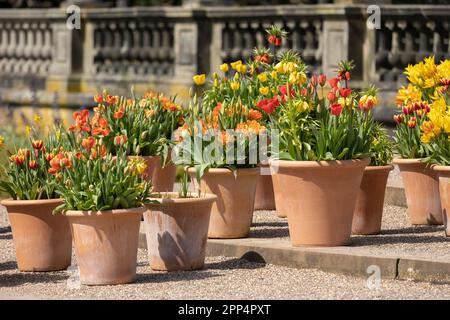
<box><xmin>0</xmin><ymin>261</ymin><xmax>17</xmax><ymax>272</ymax></box>
<box><xmin>352</xmin><ymin>234</ymin><xmax>450</xmax><ymax>246</ymax></box>
<box><xmin>380</xmin><ymin>225</ymin><xmax>444</xmax><ymax>235</ymax></box>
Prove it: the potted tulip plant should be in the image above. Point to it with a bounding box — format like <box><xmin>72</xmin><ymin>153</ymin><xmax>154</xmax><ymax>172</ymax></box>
<box><xmin>69</xmin><ymin>90</ymin><xmax>183</xmax><ymax>192</ymax></box>
<box><xmin>352</xmin><ymin>118</ymin><xmax>394</xmax><ymax>235</ymax></box>
<box><xmin>0</xmin><ymin>126</ymin><xmax>72</xmax><ymax>272</ymax></box>
<box><xmin>173</xmin><ymin>89</ymin><xmax>266</xmax><ymax>239</ymax></box>
<box><xmin>268</xmin><ymin>59</ymin><xmax>374</xmax><ymax>246</ymax></box>
<box><xmin>393</xmin><ymin>57</ymin><xmax>449</xmax><ymax>225</ymax></box>
<box><xmin>53</xmin><ymin>136</ymin><xmax>151</xmax><ymax>285</ymax></box>
<box><xmin>143</xmin><ymin>170</ymin><xmax>217</xmax><ymax>271</ymax></box>
<box><xmin>417</xmin><ymin>76</ymin><xmax>450</xmax><ymax>235</ymax></box>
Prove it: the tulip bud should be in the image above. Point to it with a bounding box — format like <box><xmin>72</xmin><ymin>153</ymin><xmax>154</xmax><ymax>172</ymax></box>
<box><xmin>318</xmin><ymin>74</ymin><xmax>327</xmax><ymax>86</ymax></box>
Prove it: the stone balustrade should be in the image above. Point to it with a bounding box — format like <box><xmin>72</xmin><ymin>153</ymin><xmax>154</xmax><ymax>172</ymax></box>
<box><xmin>0</xmin><ymin>4</ymin><xmax>448</xmax><ymax>116</ymax></box>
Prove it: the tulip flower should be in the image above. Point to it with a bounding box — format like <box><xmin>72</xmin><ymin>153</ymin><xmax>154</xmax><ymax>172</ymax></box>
<box><xmin>330</xmin><ymin>103</ymin><xmax>343</xmax><ymax>116</ymax></box>
<box><xmin>193</xmin><ymin>74</ymin><xmax>206</xmax><ymax>85</ymax></box>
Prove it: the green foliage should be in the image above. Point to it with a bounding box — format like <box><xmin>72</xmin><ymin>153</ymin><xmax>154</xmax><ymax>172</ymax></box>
<box><xmin>369</xmin><ymin>124</ymin><xmax>393</xmax><ymax>166</ymax></box>
<box><xmin>54</xmin><ymin>148</ymin><xmax>152</xmax><ymax>212</ymax></box>
<box><xmin>0</xmin><ymin>127</ymin><xmax>63</xmax><ymax>200</ymax></box>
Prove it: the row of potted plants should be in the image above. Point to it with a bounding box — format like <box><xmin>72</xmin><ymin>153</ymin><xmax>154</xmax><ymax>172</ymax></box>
<box><xmin>393</xmin><ymin>56</ymin><xmax>450</xmax><ymax>231</ymax></box>
<box><xmin>0</xmin><ymin>92</ymin><xmax>218</xmax><ymax>285</ymax></box>
<box><xmin>1</xmin><ymin>25</ymin><xmax>449</xmax><ymax>286</ymax></box>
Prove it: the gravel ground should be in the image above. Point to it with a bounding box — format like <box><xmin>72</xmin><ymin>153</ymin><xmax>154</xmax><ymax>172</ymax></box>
<box><xmin>252</xmin><ymin>205</ymin><xmax>450</xmax><ymax>262</ymax></box>
<box><xmin>2</xmin><ymin>204</ymin><xmax>450</xmax><ymax>299</ymax></box>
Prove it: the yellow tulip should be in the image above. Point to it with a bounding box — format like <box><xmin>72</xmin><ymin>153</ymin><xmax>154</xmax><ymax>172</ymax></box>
<box><xmin>0</xmin><ymin>135</ymin><xmax>4</xmax><ymax>150</ymax></box>
<box><xmin>237</xmin><ymin>64</ymin><xmax>247</xmax><ymax>74</ymax></box>
<box><xmin>230</xmin><ymin>81</ymin><xmax>240</xmax><ymax>91</ymax></box>
<box><xmin>289</xmin><ymin>71</ymin><xmax>306</xmax><ymax>85</ymax></box>
<box><xmin>193</xmin><ymin>74</ymin><xmax>206</xmax><ymax>85</ymax></box>
<box><xmin>257</xmin><ymin>73</ymin><xmax>268</xmax><ymax>83</ymax></box>
<box><xmin>230</xmin><ymin>60</ymin><xmax>243</xmax><ymax>70</ymax></box>
<box><xmin>259</xmin><ymin>86</ymin><xmax>269</xmax><ymax>95</ymax></box>
<box><xmin>271</xmin><ymin>70</ymin><xmax>278</xmax><ymax>79</ymax></box>
<box><xmin>220</xmin><ymin>63</ymin><xmax>229</xmax><ymax>73</ymax></box>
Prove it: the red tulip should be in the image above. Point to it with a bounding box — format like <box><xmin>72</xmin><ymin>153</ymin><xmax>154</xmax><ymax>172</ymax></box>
<box><xmin>330</xmin><ymin>103</ymin><xmax>343</xmax><ymax>116</ymax></box>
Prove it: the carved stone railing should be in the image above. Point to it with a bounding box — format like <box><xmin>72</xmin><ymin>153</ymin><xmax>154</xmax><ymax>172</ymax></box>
<box><xmin>0</xmin><ymin>4</ymin><xmax>449</xmax><ymax>115</ymax></box>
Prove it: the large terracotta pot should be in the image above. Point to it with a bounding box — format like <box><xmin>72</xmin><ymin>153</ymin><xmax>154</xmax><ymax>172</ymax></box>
<box><xmin>352</xmin><ymin>165</ymin><xmax>394</xmax><ymax>235</ymax></box>
<box><xmin>270</xmin><ymin>159</ymin><xmax>369</xmax><ymax>246</ymax></box>
<box><xmin>187</xmin><ymin>167</ymin><xmax>259</xmax><ymax>239</ymax></box>
<box><xmin>433</xmin><ymin>166</ymin><xmax>450</xmax><ymax>236</ymax></box>
<box><xmin>254</xmin><ymin>163</ymin><xmax>276</xmax><ymax>211</ymax></box>
<box><xmin>140</xmin><ymin>155</ymin><xmax>176</xmax><ymax>192</ymax></box>
<box><xmin>1</xmin><ymin>198</ymin><xmax>71</xmax><ymax>272</ymax></box>
<box><xmin>64</xmin><ymin>207</ymin><xmax>144</xmax><ymax>285</ymax></box>
<box><xmin>393</xmin><ymin>158</ymin><xmax>442</xmax><ymax>225</ymax></box>
<box><xmin>144</xmin><ymin>192</ymin><xmax>217</xmax><ymax>271</ymax></box>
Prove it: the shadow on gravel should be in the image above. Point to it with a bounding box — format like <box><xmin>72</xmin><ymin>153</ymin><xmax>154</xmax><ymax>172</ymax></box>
<box><xmin>380</xmin><ymin>226</ymin><xmax>444</xmax><ymax>235</ymax></box>
<box><xmin>0</xmin><ymin>261</ymin><xmax>17</xmax><ymax>271</ymax></box>
<box><xmin>0</xmin><ymin>226</ymin><xmax>11</xmax><ymax>234</ymax></box>
<box><xmin>252</xmin><ymin>221</ymin><xmax>288</xmax><ymax>228</ymax></box>
<box><xmin>135</xmin><ymin>270</ymin><xmax>219</xmax><ymax>284</ymax></box>
<box><xmin>351</xmin><ymin>234</ymin><xmax>450</xmax><ymax>246</ymax></box>
<box><xmin>206</xmin><ymin>257</ymin><xmax>266</xmax><ymax>270</ymax></box>
<box><xmin>0</xmin><ymin>272</ymin><xmax>68</xmax><ymax>287</ymax></box>
<box><xmin>0</xmin><ymin>233</ymin><xmax>12</xmax><ymax>240</ymax></box>
<box><xmin>249</xmin><ymin>228</ymin><xmax>289</xmax><ymax>238</ymax></box>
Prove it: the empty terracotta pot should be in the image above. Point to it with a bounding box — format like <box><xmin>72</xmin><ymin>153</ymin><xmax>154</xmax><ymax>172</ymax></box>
<box><xmin>187</xmin><ymin>167</ymin><xmax>259</xmax><ymax>238</ymax></box>
<box><xmin>394</xmin><ymin>158</ymin><xmax>442</xmax><ymax>225</ymax></box>
<box><xmin>144</xmin><ymin>192</ymin><xmax>217</xmax><ymax>271</ymax></box>
<box><xmin>352</xmin><ymin>165</ymin><xmax>394</xmax><ymax>235</ymax></box>
<box><xmin>65</xmin><ymin>207</ymin><xmax>144</xmax><ymax>285</ymax></box>
<box><xmin>433</xmin><ymin>166</ymin><xmax>450</xmax><ymax>236</ymax></box>
<box><xmin>270</xmin><ymin>159</ymin><xmax>369</xmax><ymax>246</ymax></box>
<box><xmin>254</xmin><ymin>163</ymin><xmax>276</xmax><ymax>211</ymax></box>
<box><xmin>1</xmin><ymin>198</ymin><xmax>72</xmax><ymax>272</ymax></box>
<box><xmin>140</xmin><ymin>155</ymin><xmax>177</xmax><ymax>192</ymax></box>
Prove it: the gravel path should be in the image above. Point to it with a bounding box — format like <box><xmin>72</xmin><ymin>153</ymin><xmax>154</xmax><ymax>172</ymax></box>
<box><xmin>2</xmin><ymin>204</ymin><xmax>450</xmax><ymax>299</ymax></box>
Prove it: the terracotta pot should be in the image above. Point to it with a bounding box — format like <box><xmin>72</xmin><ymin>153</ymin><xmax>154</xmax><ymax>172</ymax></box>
<box><xmin>64</xmin><ymin>207</ymin><xmax>144</xmax><ymax>285</ymax></box>
<box><xmin>1</xmin><ymin>198</ymin><xmax>71</xmax><ymax>272</ymax></box>
<box><xmin>433</xmin><ymin>166</ymin><xmax>450</xmax><ymax>236</ymax></box>
<box><xmin>271</xmin><ymin>172</ymin><xmax>287</xmax><ymax>218</ymax></box>
<box><xmin>393</xmin><ymin>158</ymin><xmax>442</xmax><ymax>225</ymax></box>
<box><xmin>144</xmin><ymin>192</ymin><xmax>217</xmax><ymax>271</ymax></box>
<box><xmin>254</xmin><ymin>163</ymin><xmax>276</xmax><ymax>211</ymax></box>
<box><xmin>270</xmin><ymin>159</ymin><xmax>369</xmax><ymax>246</ymax></box>
<box><xmin>140</xmin><ymin>155</ymin><xmax>176</xmax><ymax>192</ymax></box>
<box><xmin>187</xmin><ymin>167</ymin><xmax>259</xmax><ymax>239</ymax></box>
<box><xmin>352</xmin><ymin>165</ymin><xmax>394</xmax><ymax>235</ymax></box>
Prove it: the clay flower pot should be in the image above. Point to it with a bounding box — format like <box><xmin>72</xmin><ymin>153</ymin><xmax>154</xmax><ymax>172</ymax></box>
<box><xmin>144</xmin><ymin>192</ymin><xmax>217</xmax><ymax>271</ymax></box>
<box><xmin>433</xmin><ymin>166</ymin><xmax>450</xmax><ymax>236</ymax></box>
<box><xmin>64</xmin><ymin>207</ymin><xmax>144</xmax><ymax>285</ymax></box>
<box><xmin>140</xmin><ymin>155</ymin><xmax>177</xmax><ymax>192</ymax></box>
<box><xmin>1</xmin><ymin>198</ymin><xmax>72</xmax><ymax>272</ymax></box>
<box><xmin>270</xmin><ymin>159</ymin><xmax>369</xmax><ymax>246</ymax></box>
<box><xmin>271</xmin><ymin>172</ymin><xmax>287</xmax><ymax>218</ymax></box>
<box><xmin>352</xmin><ymin>165</ymin><xmax>394</xmax><ymax>235</ymax></box>
<box><xmin>393</xmin><ymin>158</ymin><xmax>442</xmax><ymax>225</ymax></box>
<box><xmin>187</xmin><ymin>167</ymin><xmax>259</xmax><ymax>239</ymax></box>
<box><xmin>254</xmin><ymin>163</ymin><xmax>276</xmax><ymax>211</ymax></box>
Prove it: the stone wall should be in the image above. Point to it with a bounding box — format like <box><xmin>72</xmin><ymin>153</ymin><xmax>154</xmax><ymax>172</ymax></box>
<box><xmin>0</xmin><ymin>4</ymin><xmax>448</xmax><ymax>124</ymax></box>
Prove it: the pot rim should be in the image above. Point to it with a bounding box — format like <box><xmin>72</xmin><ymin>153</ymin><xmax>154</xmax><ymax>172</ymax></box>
<box><xmin>146</xmin><ymin>192</ymin><xmax>217</xmax><ymax>205</ymax></box>
<box><xmin>0</xmin><ymin>198</ymin><xmax>64</xmax><ymax>207</ymax></box>
<box><xmin>64</xmin><ymin>207</ymin><xmax>146</xmax><ymax>217</ymax></box>
<box><xmin>392</xmin><ymin>157</ymin><xmax>427</xmax><ymax>164</ymax></box>
<box><xmin>365</xmin><ymin>164</ymin><xmax>394</xmax><ymax>172</ymax></box>
<box><xmin>268</xmin><ymin>158</ymin><xmax>370</xmax><ymax>168</ymax></box>
<box><xmin>186</xmin><ymin>166</ymin><xmax>260</xmax><ymax>175</ymax></box>
<box><xmin>433</xmin><ymin>165</ymin><xmax>450</xmax><ymax>172</ymax></box>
